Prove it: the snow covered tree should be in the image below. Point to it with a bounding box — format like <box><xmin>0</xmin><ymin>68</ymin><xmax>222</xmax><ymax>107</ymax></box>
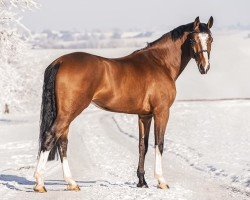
<box><xmin>0</xmin><ymin>0</ymin><xmax>40</xmax><ymax>113</ymax></box>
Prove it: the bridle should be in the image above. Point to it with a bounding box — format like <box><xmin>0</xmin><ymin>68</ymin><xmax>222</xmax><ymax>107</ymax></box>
<box><xmin>193</xmin><ymin>50</ymin><xmax>210</xmax><ymax>61</ymax></box>
<box><xmin>189</xmin><ymin>32</ymin><xmax>210</xmax><ymax>61</ymax></box>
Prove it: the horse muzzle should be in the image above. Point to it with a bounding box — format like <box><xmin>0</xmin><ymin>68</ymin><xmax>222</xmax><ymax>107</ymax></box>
<box><xmin>198</xmin><ymin>64</ymin><xmax>210</xmax><ymax>74</ymax></box>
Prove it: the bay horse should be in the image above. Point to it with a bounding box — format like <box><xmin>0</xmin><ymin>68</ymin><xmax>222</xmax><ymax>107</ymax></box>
<box><xmin>34</xmin><ymin>16</ymin><xmax>214</xmax><ymax>192</ymax></box>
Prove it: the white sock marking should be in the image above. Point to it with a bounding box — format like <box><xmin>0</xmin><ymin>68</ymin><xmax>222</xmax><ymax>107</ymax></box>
<box><xmin>154</xmin><ymin>145</ymin><xmax>166</xmax><ymax>184</ymax></box>
<box><xmin>34</xmin><ymin>150</ymin><xmax>50</xmax><ymax>186</ymax></box>
<box><xmin>62</xmin><ymin>157</ymin><xmax>77</xmax><ymax>186</ymax></box>
<box><xmin>198</xmin><ymin>33</ymin><xmax>209</xmax><ymax>70</ymax></box>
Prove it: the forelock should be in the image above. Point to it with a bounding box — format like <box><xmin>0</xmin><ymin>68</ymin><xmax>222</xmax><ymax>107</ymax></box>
<box><xmin>199</xmin><ymin>23</ymin><xmax>210</xmax><ymax>33</ymax></box>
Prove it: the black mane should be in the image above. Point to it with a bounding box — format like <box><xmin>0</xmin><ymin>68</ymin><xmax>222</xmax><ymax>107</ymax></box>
<box><xmin>170</xmin><ymin>23</ymin><xmax>194</xmax><ymax>41</ymax></box>
<box><xmin>171</xmin><ymin>22</ymin><xmax>209</xmax><ymax>41</ymax></box>
<box><xmin>146</xmin><ymin>22</ymin><xmax>194</xmax><ymax>47</ymax></box>
<box><xmin>133</xmin><ymin>22</ymin><xmax>209</xmax><ymax>53</ymax></box>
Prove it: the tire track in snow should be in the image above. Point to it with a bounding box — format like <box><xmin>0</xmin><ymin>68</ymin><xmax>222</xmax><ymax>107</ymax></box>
<box><xmin>111</xmin><ymin>113</ymin><xmax>250</xmax><ymax>199</ymax></box>
<box><xmin>0</xmin><ymin>108</ymin><xmax>248</xmax><ymax>199</ymax></box>
<box><xmin>89</xmin><ymin>111</ymin><xmax>243</xmax><ymax>200</ymax></box>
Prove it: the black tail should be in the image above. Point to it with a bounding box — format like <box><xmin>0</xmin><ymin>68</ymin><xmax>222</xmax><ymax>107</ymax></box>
<box><xmin>39</xmin><ymin>61</ymin><xmax>60</xmax><ymax>161</ymax></box>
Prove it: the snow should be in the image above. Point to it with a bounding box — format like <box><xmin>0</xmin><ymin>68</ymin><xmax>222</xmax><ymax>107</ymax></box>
<box><xmin>114</xmin><ymin>100</ymin><xmax>250</xmax><ymax>193</ymax></box>
<box><xmin>0</xmin><ymin>102</ymin><xmax>249</xmax><ymax>199</ymax></box>
<box><xmin>0</xmin><ymin>30</ymin><xmax>250</xmax><ymax>199</ymax></box>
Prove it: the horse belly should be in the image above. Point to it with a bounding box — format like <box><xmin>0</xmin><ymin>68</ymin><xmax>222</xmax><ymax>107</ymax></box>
<box><xmin>92</xmin><ymin>92</ymin><xmax>151</xmax><ymax>115</ymax></box>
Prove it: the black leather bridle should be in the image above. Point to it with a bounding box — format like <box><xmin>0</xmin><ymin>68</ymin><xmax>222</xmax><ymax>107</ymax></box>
<box><xmin>189</xmin><ymin>34</ymin><xmax>210</xmax><ymax>61</ymax></box>
<box><xmin>193</xmin><ymin>50</ymin><xmax>210</xmax><ymax>61</ymax></box>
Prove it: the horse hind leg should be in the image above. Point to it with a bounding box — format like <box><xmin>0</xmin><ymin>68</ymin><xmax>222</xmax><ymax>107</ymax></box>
<box><xmin>34</xmin><ymin>118</ymin><xmax>72</xmax><ymax>192</ymax></box>
<box><xmin>57</xmin><ymin>128</ymin><xmax>80</xmax><ymax>191</ymax></box>
<box><xmin>34</xmin><ymin>124</ymin><xmax>59</xmax><ymax>192</ymax></box>
<box><xmin>34</xmin><ymin>97</ymin><xmax>92</xmax><ymax>192</ymax></box>
<box><xmin>34</xmin><ymin>152</ymin><xmax>49</xmax><ymax>192</ymax></box>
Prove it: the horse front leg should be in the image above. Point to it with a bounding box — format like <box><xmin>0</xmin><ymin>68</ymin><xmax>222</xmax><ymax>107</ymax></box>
<box><xmin>57</xmin><ymin>131</ymin><xmax>80</xmax><ymax>191</ymax></box>
<box><xmin>137</xmin><ymin>115</ymin><xmax>152</xmax><ymax>188</ymax></box>
<box><xmin>153</xmin><ymin>108</ymin><xmax>170</xmax><ymax>189</ymax></box>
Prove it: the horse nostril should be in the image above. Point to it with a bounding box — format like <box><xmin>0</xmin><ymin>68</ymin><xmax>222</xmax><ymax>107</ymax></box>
<box><xmin>206</xmin><ymin>65</ymin><xmax>210</xmax><ymax>73</ymax></box>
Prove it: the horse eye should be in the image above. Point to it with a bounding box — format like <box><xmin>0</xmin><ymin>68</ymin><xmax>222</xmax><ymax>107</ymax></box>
<box><xmin>208</xmin><ymin>37</ymin><xmax>213</xmax><ymax>43</ymax></box>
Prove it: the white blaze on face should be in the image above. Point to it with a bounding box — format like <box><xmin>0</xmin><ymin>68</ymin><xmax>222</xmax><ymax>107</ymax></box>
<box><xmin>198</xmin><ymin>33</ymin><xmax>210</xmax><ymax>70</ymax></box>
<box><xmin>154</xmin><ymin>145</ymin><xmax>166</xmax><ymax>184</ymax></box>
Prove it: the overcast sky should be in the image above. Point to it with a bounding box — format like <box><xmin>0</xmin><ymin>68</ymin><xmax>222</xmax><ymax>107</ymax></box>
<box><xmin>23</xmin><ymin>0</ymin><xmax>250</xmax><ymax>31</ymax></box>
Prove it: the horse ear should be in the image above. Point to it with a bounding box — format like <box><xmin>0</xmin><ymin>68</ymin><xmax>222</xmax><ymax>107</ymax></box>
<box><xmin>207</xmin><ymin>16</ymin><xmax>214</xmax><ymax>29</ymax></box>
<box><xmin>193</xmin><ymin>16</ymin><xmax>200</xmax><ymax>30</ymax></box>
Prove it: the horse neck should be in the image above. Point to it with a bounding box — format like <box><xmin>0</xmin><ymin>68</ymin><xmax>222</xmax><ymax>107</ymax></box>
<box><xmin>148</xmin><ymin>32</ymin><xmax>191</xmax><ymax>81</ymax></box>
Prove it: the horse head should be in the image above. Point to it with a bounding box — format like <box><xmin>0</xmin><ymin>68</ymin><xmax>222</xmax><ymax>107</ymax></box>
<box><xmin>189</xmin><ymin>16</ymin><xmax>214</xmax><ymax>74</ymax></box>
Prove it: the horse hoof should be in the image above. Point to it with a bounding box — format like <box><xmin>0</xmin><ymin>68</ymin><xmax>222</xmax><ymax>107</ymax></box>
<box><xmin>157</xmin><ymin>183</ymin><xmax>170</xmax><ymax>190</ymax></box>
<box><xmin>67</xmin><ymin>184</ymin><xmax>81</xmax><ymax>191</ymax></box>
<box><xmin>34</xmin><ymin>185</ymin><xmax>47</xmax><ymax>193</ymax></box>
<box><xmin>137</xmin><ymin>182</ymin><xmax>149</xmax><ymax>188</ymax></box>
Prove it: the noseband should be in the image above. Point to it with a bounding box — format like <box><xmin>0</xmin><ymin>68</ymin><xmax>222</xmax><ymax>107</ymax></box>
<box><xmin>193</xmin><ymin>50</ymin><xmax>209</xmax><ymax>60</ymax></box>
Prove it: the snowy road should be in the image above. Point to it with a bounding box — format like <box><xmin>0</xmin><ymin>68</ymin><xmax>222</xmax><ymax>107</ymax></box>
<box><xmin>0</xmin><ymin>101</ymin><xmax>249</xmax><ymax>200</ymax></box>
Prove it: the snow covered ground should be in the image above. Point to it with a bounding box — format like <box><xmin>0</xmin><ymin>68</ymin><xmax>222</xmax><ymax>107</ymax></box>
<box><xmin>0</xmin><ymin>101</ymin><xmax>249</xmax><ymax>200</ymax></box>
<box><xmin>0</xmin><ymin>30</ymin><xmax>250</xmax><ymax>199</ymax></box>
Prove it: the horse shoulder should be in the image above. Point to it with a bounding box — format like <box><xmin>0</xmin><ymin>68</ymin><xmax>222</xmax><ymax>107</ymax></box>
<box><xmin>149</xmin><ymin>73</ymin><xmax>177</xmax><ymax>109</ymax></box>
